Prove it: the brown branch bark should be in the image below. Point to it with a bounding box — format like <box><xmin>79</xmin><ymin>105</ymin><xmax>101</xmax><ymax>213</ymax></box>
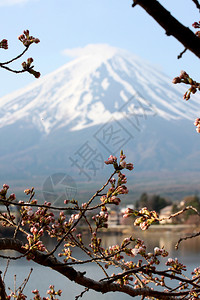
<box><xmin>191</xmin><ymin>0</ymin><xmax>200</xmax><ymax>10</ymax></box>
<box><xmin>132</xmin><ymin>0</ymin><xmax>200</xmax><ymax>59</ymax></box>
<box><xmin>0</xmin><ymin>238</ymin><xmax>192</xmax><ymax>299</ymax></box>
<box><xmin>0</xmin><ymin>272</ymin><xmax>7</xmax><ymax>300</ymax></box>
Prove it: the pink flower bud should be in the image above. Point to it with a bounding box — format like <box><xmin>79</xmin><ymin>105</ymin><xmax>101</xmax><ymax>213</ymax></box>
<box><xmin>3</xmin><ymin>184</ymin><xmax>9</xmax><ymax>190</ymax></box>
<box><xmin>126</xmin><ymin>163</ymin><xmax>134</xmax><ymax>170</ymax></box>
<box><xmin>104</xmin><ymin>155</ymin><xmax>117</xmax><ymax>165</ymax></box>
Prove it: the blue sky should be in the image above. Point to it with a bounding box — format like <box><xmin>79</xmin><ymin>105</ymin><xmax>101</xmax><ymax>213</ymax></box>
<box><xmin>0</xmin><ymin>0</ymin><xmax>199</xmax><ymax>97</ymax></box>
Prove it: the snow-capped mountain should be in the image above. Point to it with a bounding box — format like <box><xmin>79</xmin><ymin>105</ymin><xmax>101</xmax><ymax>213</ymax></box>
<box><xmin>0</xmin><ymin>44</ymin><xmax>200</xmax><ymax>183</ymax></box>
<box><xmin>0</xmin><ymin>44</ymin><xmax>199</xmax><ymax>134</ymax></box>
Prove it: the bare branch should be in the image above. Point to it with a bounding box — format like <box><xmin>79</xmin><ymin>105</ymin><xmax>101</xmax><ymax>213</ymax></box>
<box><xmin>0</xmin><ymin>272</ymin><xmax>7</xmax><ymax>300</ymax></box>
<box><xmin>132</xmin><ymin>0</ymin><xmax>200</xmax><ymax>58</ymax></box>
<box><xmin>178</xmin><ymin>48</ymin><xmax>187</xmax><ymax>59</ymax></box>
<box><xmin>175</xmin><ymin>231</ymin><xmax>200</xmax><ymax>249</ymax></box>
<box><xmin>0</xmin><ymin>238</ymin><xmax>191</xmax><ymax>299</ymax></box>
<box><xmin>0</xmin><ymin>46</ymin><xmax>29</xmax><ymax>66</ymax></box>
<box><xmin>191</xmin><ymin>0</ymin><xmax>200</xmax><ymax>10</ymax></box>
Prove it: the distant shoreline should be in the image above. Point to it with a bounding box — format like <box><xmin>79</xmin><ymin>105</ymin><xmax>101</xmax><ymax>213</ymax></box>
<box><xmin>79</xmin><ymin>224</ymin><xmax>198</xmax><ymax>235</ymax></box>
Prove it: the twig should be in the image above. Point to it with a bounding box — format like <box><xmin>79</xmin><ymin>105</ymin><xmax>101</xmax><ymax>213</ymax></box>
<box><xmin>178</xmin><ymin>48</ymin><xmax>187</xmax><ymax>59</ymax></box>
<box><xmin>18</xmin><ymin>268</ymin><xmax>33</xmax><ymax>293</ymax></box>
<box><xmin>175</xmin><ymin>231</ymin><xmax>200</xmax><ymax>249</ymax></box>
<box><xmin>75</xmin><ymin>287</ymin><xmax>89</xmax><ymax>300</ymax></box>
<box><xmin>0</xmin><ymin>46</ymin><xmax>29</xmax><ymax>66</ymax></box>
<box><xmin>46</xmin><ymin>171</ymin><xmax>116</xmax><ymax>257</ymax></box>
<box><xmin>0</xmin><ymin>271</ymin><xmax>7</xmax><ymax>300</ymax></box>
<box><xmin>3</xmin><ymin>259</ymin><xmax>10</xmax><ymax>281</ymax></box>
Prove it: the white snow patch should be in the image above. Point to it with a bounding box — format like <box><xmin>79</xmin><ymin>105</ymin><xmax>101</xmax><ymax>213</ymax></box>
<box><xmin>101</xmin><ymin>78</ymin><xmax>109</xmax><ymax>90</ymax></box>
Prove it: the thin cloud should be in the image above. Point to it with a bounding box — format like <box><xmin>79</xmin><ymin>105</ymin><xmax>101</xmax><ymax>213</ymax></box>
<box><xmin>0</xmin><ymin>0</ymin><xmax>36</xmax><ymax>6</ymax></box>
<box><xmin>62</xmin><ymin>44</ymin><xmax>117</xmax><ymax>58</ymax></box>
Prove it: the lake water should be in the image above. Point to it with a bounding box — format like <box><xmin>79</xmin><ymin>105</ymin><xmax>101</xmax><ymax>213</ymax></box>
<box><xmin>1</xmin><ymin>227</ymin><xmax>200</xmax><ymax>299</ymax></box>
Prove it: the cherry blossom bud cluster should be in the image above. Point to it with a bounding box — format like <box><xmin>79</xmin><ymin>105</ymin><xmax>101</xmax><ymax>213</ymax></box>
<box><xmin>0</xmin><ymin>39</ymin><xmax>8</xmax><ymax>49</ymax></box>
<box><xmin>194</xmin><ymin>118</ymin><xmax>200</xmax><ymax>133</ymax></box>
<box><xmin>172</xmin><ymin>71</ymin><xmax>200</xmax><ymax>100</ymax></box>
<box><xmin>0</xmin><ymin>184</ymin><xmax>16</xmax><ymax>202</ymax></box>
<box><xmin>58</xmin><ymin>246</ymin><xmax>73</xmax><ymax>262</ymax></box>
<box><xmin>100</xmin><ymin>152</ymin><xmax>133</xmax><ymax>206</ymax></box>
<box><xmin>104</xmin><ymin>155</ymin><xmax>117</xmax><ymax>165</ymax></box>
<box><xmin>89</xmin><ymin>232</ymin><xmax>103</xmax><ymax>254</ymax></box>
<box><xmin>154</xmin><ymin>247</ymin><xmax>163</xmax><ymax>256</ymax></box>
<box><xmin>20</xmin><ymin>200</ymin><xmax>54</xmax><ymax>229</ymax></box>
<box><xmin>107</xmin><ymin>244</ymin><xmax>124</xmax><ymax>261</ymax></box>
<box><xmin>0</xmin><ymin>184</ymin><xmax>10</xmax><ymax>199</ymax></box>
<box><xmin>7</xmin><ymin>292</ymin><xmax>27</xmax><ymax>300</ymax></box>
<box><xmin>18</xmin><ymin>30</ymin><xmax>40</xmax><ymax>47</ymax></box>
<box><xmin>0</xmin><ymin>212</ymin><xmax>15</xmax><ymax>226</ymax></box>
<box><xmin>23</xmin><ymin>233</ymin><xmax>46</xmax><ymax>257</ymax></box>
<box><xmin>105</xmin><ymin>151</ymin><xmax>133</xmax><ymax>172</ymax></box>
<box><xmin>92</xmin><ymin>211</ymin><xmax>108</xmax><ymax>229</ymax></box>
<box><xmin>50</xmin><ymin>211</ymin><xmax>73</xmax><ymax>238</ymax></box>
<box><xmin>47</xmin><ymin>285</ymin><xmax>62</xmax><ymax>298</ymax></box>
<box><xmin>24</xmin><ymin>188</ymin><xmax>33</xmax><ymax>195</ymax></box>
<box><xmin>165</xmin><ymin>257</ymin><xmax>186</xmax><ymax>273</ymax></box>
<box><xmin>132</xmin><ymin>207</ymin><xmax>159</xmax><ymax>230</ymax></box>
<box><xmin>21</xmin><ymin>58</ymin><xmax>40</xmax><ymax>78</ymax></box>
<box><xmin>32</xmin><ymin>286</ymin><xmax>62</xmax><ymax>300</ymax></box>
<box><xmin>123</xmin><ymin>207</ymin><xmax>134</xmax><ymax>218</ymax></box>
<box><xmin>114</xmin><ymin>185</ymin><xmax>129</xmax><ymax>195</ymax></box>
<box><xmin>192</xmin><ymin>20</ymin><xmax>200</xmax><ymax>38</ymax></box>
<box><xmin>131</xmin><ymin>246</ymin><xmax>145</xmax><ymax>257</ymax></box>
<box><xmin>192</xmin><ymin>21</ymin><xmax>200</xmax><ymax>29</ymax></box>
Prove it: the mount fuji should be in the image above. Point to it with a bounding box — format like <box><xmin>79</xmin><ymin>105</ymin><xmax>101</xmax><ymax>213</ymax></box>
<box><xmin>0</xmin><ymin>44</ymin><xmax>200</xmax><ymax>186</ymax></box>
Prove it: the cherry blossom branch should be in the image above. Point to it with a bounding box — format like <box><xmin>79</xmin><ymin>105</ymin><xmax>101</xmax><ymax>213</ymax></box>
<box><xmin>191</xmin><ymin>0</ymin><xmax>200</xmax><ymax>10</ymax></box>
<box><xmin>0</xmin><ymin>30</ymin><xmax>40</xmax><ymax>78</ymax></box>
<box><xmin>46</xmin><ymin>170</ymin><xmax>117</xmax><ymax>257</ymax></box>
<box><xmin>2</xmin><ymin>153</ymin><xmax>200</xmax><ymax>299</ymax></box>
<box><xmin>0</xmin><ymin>238</ymin><xmax>192</xmax><ymax>300</ymax></box>
<box><xmin>175</xmin><ymin>231</ymin><xmax>200</xmax><ymax>250</ymax></box>
<box><xmin>0</xmin><ymin>272</ymin><xmax>7</xmax><ymax>300</ymax></box>
<box><xmin>132</xmin><ymin>0</ymin><xmax>200</xmax><ymax>58</ymax></box>
<box><xmin>0</xmin><ymin>46</ymin><xmax>29</xmax><ymax>66</ymax></box>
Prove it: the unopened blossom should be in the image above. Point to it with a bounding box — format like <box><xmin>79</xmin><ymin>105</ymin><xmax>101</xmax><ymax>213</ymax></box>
<box><xmin>104</xmin><ymin>155</ymin><xmax>117</xmax><ymax>165</ymax></box>
<box><xmin>140</xmin><ymin>221</ymin><xmax>149</xmax><ymax>230</ymax></box>
<box><xmin>9</xmin><ymin>193</ymin><xmax>16</xmax><ymax>200</ymax></box>
<box><xmin>126</xmin><ymin>163</ymin><xmax>134</xmax><ymax>171</ymax></box>
<box><xmin>179</xmin><ymin>70</ymin><xmax>189</xmax><ymax>79</ymax></box>
<box><xmin>120</xmin><ymin>154</ymin><xmax>126</xmax><ymax>160</ymax></box>
<box><xmin>115</xmin><ymin>185</ymin><xmax>129</xmax><ymax>194</ymax></box>
<box><xmin>120</xmin><ymin>161</ymin><xmax>127</xmax><ymax>168</ymax></box>
<box><xmin>192</xmin><ymin>21</ymin><xmax>200</xmax><ymax>28</ymax></box>
<box><xmin>100</xmin><ymin>195</ymin><xmax>107</xmax><ymax>203</ymax></box>
<box><xmin>109</xmin><ymin>178</ymin><xmax>116</xmax><ymax>185</ymax></box>
<box><xmin>3</xmin><ymin>184</ymin><xmax>9</xmax><ymax>190</ymax></box>
<box><xmin>0</xmin><ymin>39</ymin><xmax>8</xmax><ymax>49</ymax></box>
<box><xmin>172</xmin><ymin>77</ymin><xmax>181</xmax><ymax>84</ymax></box>
<box><xmin>24</xmin><ymin>189</ymin><xmax>31</xmax><ymax>195</ymax></box>
<box><xmin>18</xmin><ymin>30</ymin><xmax>40</xmax><ymax>47</ymax></box>
<box><xmin>154</xmin><ymin>247</ymin><xmax>162</xmax><ymax>255</ymax></box>
<box><xmin>109</xmin><ymin>195</ymin><xmax>121</xmax><ymax>205</ymax></box>
<box><xmin>194</xmin><ymin>118</ymin><xmax>200</xmax><ymax>133</ymax></box>
<box><xmin>123</xmin><ymin>207</ymin><xmax>134</xmax><ymax>218</ymax></box>
<box><xmin>81</xmin><ymin>202</ymin><xmax>87</xmax><ymax>208</ymax></box>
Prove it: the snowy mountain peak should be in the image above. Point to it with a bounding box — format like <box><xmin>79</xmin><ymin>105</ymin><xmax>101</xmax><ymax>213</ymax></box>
<box><xmin>0</xmin><ymin>44</ymin><xmax>200</xmax><ymax>134</ymax></box>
